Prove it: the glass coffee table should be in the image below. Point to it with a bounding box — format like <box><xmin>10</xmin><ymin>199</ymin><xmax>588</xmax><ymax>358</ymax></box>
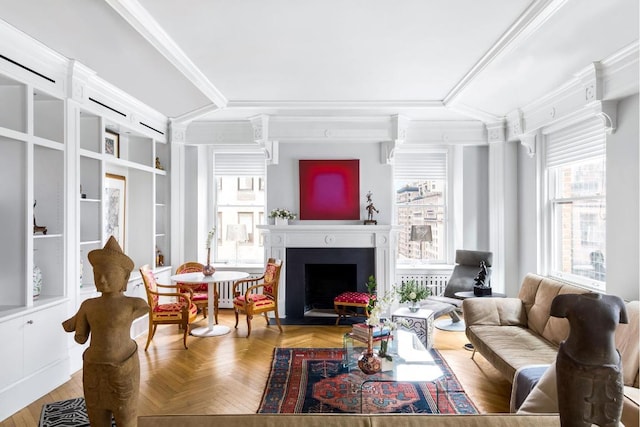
<box><xmin>342</xmin><ymin>328</ymin><xmax>460</xmax><ymax>413</ymax></box>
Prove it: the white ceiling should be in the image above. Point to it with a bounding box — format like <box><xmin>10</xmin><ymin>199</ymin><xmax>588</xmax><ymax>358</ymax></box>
<box><xmin>0</xmin><ymin>0</ymin><xmax>637</xmax><ymax>123</ymax></box>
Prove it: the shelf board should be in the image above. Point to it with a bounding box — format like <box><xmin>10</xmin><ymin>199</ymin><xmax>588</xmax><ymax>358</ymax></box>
<box><xmin>33</xmin><ymin>136</ymin><xmax>64</xmax><ymax>151</ymax></box>
<box><xmin>80</xmin><ymin>198</ymin><xmax>101</xmax><ymax>203</ymax></box>
<box><xmin>33</xmin><ymin>233</ymin><xmax>63</xmax><ymax>240</ymax></box>
<box><xmin>0</xmin><ymin>126</ymin><xmax>28</xmax><ymax>142</ymax></box>
<box><xmin>80</xmin><ymin>240</ymin><xmax>101</xmax><ymax>246</ymax></box>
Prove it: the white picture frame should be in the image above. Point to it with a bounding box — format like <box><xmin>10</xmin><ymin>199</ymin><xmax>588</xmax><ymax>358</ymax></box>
<box><xmin>104</xmin><ymin>173</ymin><xmax>126</xmax><ymax>246</ymax></box>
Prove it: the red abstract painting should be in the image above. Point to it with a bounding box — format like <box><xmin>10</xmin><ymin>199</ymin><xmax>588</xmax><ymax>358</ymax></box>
<box><xmin>299</xmin><ymin>159</ymin><xmax>360</xmax><ymax>220</ymax></box>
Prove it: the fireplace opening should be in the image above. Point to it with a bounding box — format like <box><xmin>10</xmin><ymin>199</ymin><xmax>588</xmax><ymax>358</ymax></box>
<box><xmin>286</xmin><ymin>247</ymin><xmax>375</xmax><ymax>319</ymax></box>
<box><xmin>305</xmin><ymin>264</ymin><xmax>357</xmax><ymax>312</ymax></box>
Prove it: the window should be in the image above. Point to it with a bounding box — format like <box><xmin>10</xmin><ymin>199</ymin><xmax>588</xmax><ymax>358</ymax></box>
<box><xmin>393</xmin><ymin>150</ymin><xmax>448</xmax><ymax>264</ymax></box>
<box><xmin>214</xmin><ymin>152</ymin><xmax>266</xmax><ymax>264</ymax></box>
<box><xmin>545</xmin><ymin>118</ymin><xmax>606</xmax><ymax>290</ymax></box>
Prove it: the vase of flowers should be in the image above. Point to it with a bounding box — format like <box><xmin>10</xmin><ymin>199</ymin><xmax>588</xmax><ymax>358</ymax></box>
<box><xmin>396</xmin><ymin>279</ymin><xmax>430</xmax><ymax>313</ymax></box>
<box><xmin>203</xmin><ymin>227</ymin><xmax>216</xmax><ymax>276</ymax></box>
<box><xmin>269</xmin><ymin>208</ymin><xmax>296</xmax><ymax>225</ymax></box>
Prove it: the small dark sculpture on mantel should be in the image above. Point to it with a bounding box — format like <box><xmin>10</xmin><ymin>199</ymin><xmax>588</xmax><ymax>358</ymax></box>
<box><xmin>473</xmin><ymin>260</ymin><xmax>492</xmax><ymax>296</ymax></box>
<box><xmin>550</xmin><ymin>293</ymin><xmax>628</xmax><ymax>427</ymax></box>
<box><xmin>364</xmin><ymin>191</ymin><xmax>379</xmax><ymax>225</ymax></box>
<box><xmin>33</xmin><ymin>200</ymin><xmax>47</xmax><ymax>235</ymax></box>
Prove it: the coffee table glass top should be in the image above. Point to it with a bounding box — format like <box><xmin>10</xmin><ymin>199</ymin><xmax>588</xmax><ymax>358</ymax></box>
<box><xmin>343</xmin><ymin>328</ymin><xmax>443</xmax><ymax>383</ymax></box>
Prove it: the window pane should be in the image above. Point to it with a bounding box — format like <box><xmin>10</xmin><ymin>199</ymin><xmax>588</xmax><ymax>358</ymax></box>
<box><xmin>553</xmin><ymin>199</ymin><xmax>606</xmax><ymax>283</ymax></box>
<box><xmin>553</xmin><ymin>159</ymin><xmax>605</xmax><ymax>199</ymax></box>
<box><xmin>215</xmin><ymin>175</ymin><xmax>264</xmax><ymax>264</ymax></box>
<box><xmin>395</xmin><ymin>180</ymin><xmax>446</xmax><ymax>263</ymax></box>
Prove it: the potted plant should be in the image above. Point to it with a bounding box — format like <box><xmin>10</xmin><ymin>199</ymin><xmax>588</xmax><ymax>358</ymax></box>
<box><xmin>395</xmin><ymin>279</ymin><xmax>430</xmax><ymax>312</ymax></box>
<box><xmin>269</xmin><ymin>208</ymin><xmax>297</xmax><ymax>225</ymax></box>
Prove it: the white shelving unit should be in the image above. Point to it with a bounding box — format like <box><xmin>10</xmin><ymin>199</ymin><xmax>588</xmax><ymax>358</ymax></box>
<box><xmin>0</xmin><ymin>20</ymin><xmax>170</xmax><ymax>421</ymax></box>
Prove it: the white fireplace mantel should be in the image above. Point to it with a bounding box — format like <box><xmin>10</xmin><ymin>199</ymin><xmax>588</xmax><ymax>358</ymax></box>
<box><xmin>257</xmin><ymin>224</ymin><xmax>395</xmax><ymax>318</ymax></box>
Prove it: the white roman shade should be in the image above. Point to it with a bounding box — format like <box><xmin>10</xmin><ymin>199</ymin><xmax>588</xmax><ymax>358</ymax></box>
<box><xmin>393</xmin><ymin>151</ymin><xmax>447</xmax><ymax>181</ymax></box>
<box><xmin>545</xmin><ymin>118</ymin><xmax>606</xmax><ymax>168</ymax></box>
<box><xmin>214</xmin><ymin>152</ymin><xmax>266</xmax><ymax>176</ymax></box>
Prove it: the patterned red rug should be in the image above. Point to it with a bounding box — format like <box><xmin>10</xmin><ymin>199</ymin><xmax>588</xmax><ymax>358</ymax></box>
<box><xmin>258</xmin><ymin>347</ymin><xmax>479</xmax><ymax>414</ymax></box>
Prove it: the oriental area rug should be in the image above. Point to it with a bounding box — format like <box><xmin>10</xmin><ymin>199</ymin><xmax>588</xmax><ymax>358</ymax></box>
<box><xmin>258</xmin><ymin>347</ymin><xmax>479</xmax><ymax>414</ymax></box>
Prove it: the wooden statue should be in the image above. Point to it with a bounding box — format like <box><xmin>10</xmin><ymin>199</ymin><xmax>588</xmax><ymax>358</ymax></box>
<box><xmin>550</xmin><ymin>293</ymin><xmax>628</xmax><ymax>427</ymax></box>
<box><xmin>62</xmin><ymin>236</ymin><xmax>149</xmax><ymax>427</ymax></box>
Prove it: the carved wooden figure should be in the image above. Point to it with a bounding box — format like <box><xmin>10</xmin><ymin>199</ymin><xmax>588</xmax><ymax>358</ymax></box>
<box><xmin>62</xmin><ymin>236</ymin><xmax>149</xmax><ymax>427</ymax></box>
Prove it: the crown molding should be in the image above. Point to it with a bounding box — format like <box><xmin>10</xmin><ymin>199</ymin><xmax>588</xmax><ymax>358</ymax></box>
<box><xmin>444</xmin><ymin>0</ymin><xmax>569</xmax><ymax>105</ymax></box>
<box><xmin>105</xmin><ymin>0</ymin><xmax>228</xmax><ymax>108</ymax></box>
<box><xmin>174</xmin><ymin>103</ymin><xmax>221</xmax><ymax>124</ymax></box>
<box><xmin>0</xmin><ymin>19</ymin><xmax>68</xmax><ymax>98</ymax></box>
<box><xmin>226</xmin><ymin>99</ymin><xmax>444</xmax><ymax>111</ymax></box>
<box><xmin>505</xmin><ymin>41</ymin><xmax>637</xmax><ymax>141</ymax></box>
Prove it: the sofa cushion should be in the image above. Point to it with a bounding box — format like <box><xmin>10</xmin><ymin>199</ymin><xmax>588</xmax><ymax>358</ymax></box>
<box><xmin>467</xmin><ymin>325</ymin><xmax>558</xmax><ymax>381</ymax></box>
<box><xmin>462</xmin><ymin>298</ymin><xmax>525</xmax><ymax>326</ymax></box>
<box><xmin>518</xmin><ymin>274</ymin><xmax>589</xmax><ymax>346</ymax></box>
<box><xmin>516</xmin><ymin>362</ymin><xmax>558</xmax><ymax>415</ymax></box>
<box><xmin>616</xmin><ymin>301</ymin><xmax>640</xmax><ymax>387</ymax></box>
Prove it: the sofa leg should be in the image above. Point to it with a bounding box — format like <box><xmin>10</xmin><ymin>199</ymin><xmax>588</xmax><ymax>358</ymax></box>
<box><xmin>471</xmin><ymin>348</ymin><xmax>476</xmax><ymax>359</ymax></box>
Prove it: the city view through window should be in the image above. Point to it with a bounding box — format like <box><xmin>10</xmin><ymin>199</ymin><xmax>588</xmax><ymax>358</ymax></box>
<box><xmin>395</xmin><ymin>179</ymin><xmax>446</xmax><ymax>264</ymax></box>
<box><xmin>550</xmin><ymin>158</ymin><xmax>606</xmax><ymax>288</ymax></box>
<box><xmin>215</xmin><ymin>176</ymin><xmax>265</xmax><ymax>264</ymax></box>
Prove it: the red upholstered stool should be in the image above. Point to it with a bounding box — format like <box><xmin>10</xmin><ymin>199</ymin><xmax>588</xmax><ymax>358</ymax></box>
<box><xmin>333</xmin><ymin>292</ymin><xmax>375</xmax><ymax>325</ymax></box>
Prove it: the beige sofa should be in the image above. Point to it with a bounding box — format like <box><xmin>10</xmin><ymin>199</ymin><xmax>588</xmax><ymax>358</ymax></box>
<box><xmin>462</xmin><ymin>273</ymin><xmax>639</xmax><ymax>426</ymax></box>
<box><xmin>139</xmin><ymin>414</ymin><xmax>561</xmax><ymax>426</ymax></box>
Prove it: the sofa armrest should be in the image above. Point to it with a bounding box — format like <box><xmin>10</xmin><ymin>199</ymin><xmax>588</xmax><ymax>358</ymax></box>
<box><xmin>463</xmin><ymin>298</ymin><xmax>526</xmax><ymax>327</ymax></box>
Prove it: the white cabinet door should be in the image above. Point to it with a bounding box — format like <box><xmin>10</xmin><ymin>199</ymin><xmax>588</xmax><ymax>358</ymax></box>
<box><xmin>0</xmin><ymin>316</ymin><xmax>24</xmax><ymax>390</ymax></box>
<box><xmin>23</xmin><ymin>304</ymin><xmax>68</xmax><ymax>376</ymax></box>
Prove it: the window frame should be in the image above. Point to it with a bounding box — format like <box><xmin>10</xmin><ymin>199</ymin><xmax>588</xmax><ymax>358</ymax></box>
<box><xmin>392</xmin><ymin>148</ymin><xmax>452</xmax><ymax>265</ymax></box>
<box><xmin>541</xmin><ymin>118</ymin><xmax>607</xmax><ymax>292</ymax></box>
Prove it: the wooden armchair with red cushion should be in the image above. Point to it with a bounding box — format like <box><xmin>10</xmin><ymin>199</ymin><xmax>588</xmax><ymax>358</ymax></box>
<box><xmin>175</xmin><ymin>262</ymin><xmax>218</xmax><ymax>323</ymax></box>
<box><xmin>140</xmin><ymin>264</ymin><xmax>198</xmax><ymax>350</ymax></box>
<box><xmin>232</xmin><ymin>258</ymin><xmax>283</xmax><ymax>337</ymax></box>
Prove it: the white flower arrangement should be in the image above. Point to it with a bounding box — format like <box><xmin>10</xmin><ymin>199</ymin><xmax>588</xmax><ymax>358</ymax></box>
<box><xmin>395</xmin><ymin>279</ymin><xmax>430</xmax><ymax>303</ymax></box>
<box><xmin>269</xmin><ymin>208</ymin><xmax>297</xmax><ymax>220</ymax></box>
<box><xmin>365</xmin><ymin>287</ymin><xmax>408</xmax><ymax>360</ymax></box>
<box><xmin>205</xmin><ymin>227</ymin><xmax>216</xmax><ymax>249</ymax></box>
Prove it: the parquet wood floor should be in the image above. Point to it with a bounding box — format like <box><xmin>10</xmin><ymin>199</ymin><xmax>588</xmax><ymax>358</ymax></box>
<box><xmin>1</xmin><ymin>310</ymin><xmax>511</xmax><ymax>426</ymax></box>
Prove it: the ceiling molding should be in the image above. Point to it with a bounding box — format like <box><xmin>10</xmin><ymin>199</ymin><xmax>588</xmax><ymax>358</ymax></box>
<box><xmin>105</xmin><ymin>0</ymin><xmax>228</xmax><ymax>108</ymax></box>
<box><xmin>174</xmin><ymin>103</ymin><xmax>221</xmax><ymax>124</ymax></box>
<box><xmin>443</xmin><ymin>0</ymin><xmax>569</xmax><ymax>105</ymax></box>
<box><xmin>226</xmin><ymin>99</ymin><xmax>445</xmax><ymax>110</ymax></box>
<box><xmin>505</xmin><ymin>41</ymin><xmax>638</xmax><ymax>139</ymax></box>
<box><xmin>444</xmin><ymin>103</ymin><xmax>503</xmax><ymax>123</ymax></box>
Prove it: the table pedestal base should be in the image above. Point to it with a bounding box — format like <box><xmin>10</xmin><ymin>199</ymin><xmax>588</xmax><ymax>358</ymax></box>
<box><xmin>191</xmin><ymin>325</ymin><xmax>230</xmax><ymax>337</ymax></box>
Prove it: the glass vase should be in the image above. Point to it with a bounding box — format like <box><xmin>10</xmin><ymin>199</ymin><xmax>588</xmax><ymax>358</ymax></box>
<box><xmin>409</xmin><ymin>300</ymin><xmax>420</xmax><ymax>313</ymax></box>
<box><xmin>202</xmin><ymin>248</ymin><xmax>215</xmax><ymax>276</ymax></box>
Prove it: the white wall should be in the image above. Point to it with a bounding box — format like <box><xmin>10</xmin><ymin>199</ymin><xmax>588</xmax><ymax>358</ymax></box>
<box><xmin>462</xmin><ymin>146</ymin><xmax>490</xmax><ymax>251</ymax></box>
<box><xmin>517</xmin><ymin>143</ymin><xmax>538</xmax><ymax>281</ymax></box>
<box><xmin>606</xmin><ymin>94</ymin><xmax>639</xmax><ymax>301</ymax></box>
<box><xmin>267</xmin><ymin>142</ymin><xmax>393</xmax><ymax>224</ymax></box>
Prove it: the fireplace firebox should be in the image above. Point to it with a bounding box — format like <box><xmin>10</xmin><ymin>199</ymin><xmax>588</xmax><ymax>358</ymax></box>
<box><xmin>285</xmin><ymin>248</ymin><xmax>375</xmax><ymax>319</ymax></box>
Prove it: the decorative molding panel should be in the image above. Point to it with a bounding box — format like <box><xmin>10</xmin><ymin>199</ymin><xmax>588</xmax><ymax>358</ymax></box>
<box><xmin>506</xmin><ymin>42</ymin><xmax>637</xmax><ymax>140</ymax></box>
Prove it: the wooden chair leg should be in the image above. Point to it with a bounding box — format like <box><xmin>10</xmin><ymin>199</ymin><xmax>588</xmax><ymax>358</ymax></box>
<box><xmin>145</xmin><ymin>322</ymin><xmax>157</xmax><ymax>351</ymax></box>
<box><xmin>273</xmin><ymin>307</ymin><xmax>283</xmax><ymax>333</ymax></box>
<box><xmin>182</xmin><ymin>322</ymin><xmax>189</xmax><ymax>350</ymax></box>
<box><xmin>214</xmin><ymin>291</ymin><xmax>220</xmax><ymax>325</ymax></box>
<box><xmin>246</xmin><ymin>315</ymin><xmax>252</xmax><ymax>338</ymax></box>
<box><xmin>234</xmin><ymin>308</ymin><xmax>240</xmax><ymax>328</ymax></box>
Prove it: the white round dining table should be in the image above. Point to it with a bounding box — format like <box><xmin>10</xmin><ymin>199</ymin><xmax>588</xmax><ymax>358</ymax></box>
<box><xmin>170</xmin><ymin>270</ymin><xmax>249</xmax><ymax>337</ymax></box>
